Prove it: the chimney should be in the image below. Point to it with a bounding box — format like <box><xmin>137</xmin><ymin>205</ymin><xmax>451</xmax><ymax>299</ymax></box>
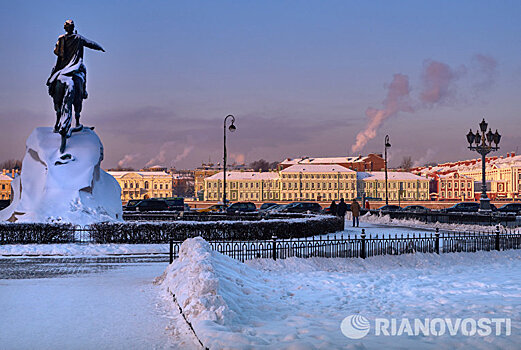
<box><xmin>512</xmin><ymin>152</ymin><xmax>516</xmax><ymax>157</ymax></box>
<box><xmin>2</xmin><ymin>169</ymin><xmax>5</xmax><ymax>175</ymax></box>
<box><xmin>507</xmin><ymin>153</ymin><xmax>510</xmax><ymax>158</ymax></box>
<box><xmin>11</xmin><ymin>169</ymin><xmax>15</xmax><ymax>177</ymax></box>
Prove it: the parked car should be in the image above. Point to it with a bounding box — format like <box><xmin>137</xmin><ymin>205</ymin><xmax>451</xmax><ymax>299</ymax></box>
<box><xmin>259</xmin><ymin>203</ymin><xmax>278</xmax><ymax>211</ymax></box>
<box><xmin>440</xmin><ymin>202</ymin><xmax>480</xmax><ymax>213</ymax></box>
<box><xmin>402</xmin><ymin>205</ymin><xmax>431</xmax><ymax>213</ymax></box>
<box><xmin>164</xmin><ymin>197</ymin><xmax>184</xmax><ymax>211</ymax></box>
<box><xmin>497</xmin><ymin>203</ymin><xmax>521</xmax><ymax>215</ymax></box>
<box><xmin>198</xmin><ymin>204</ymin><xmax>228</xmax><ymax>213</ymax></box>
<box><xmin>227</xmin><ymin>202</ymin><xmax>257</xmax><ymax>214</ymax></box>
<box><xmin>124</xmin><ymin>199</ymin><xmax>142</xmax><ymax>211</ymax></box>
<box><xmin>266</xmin><ymin>204</ymin><xmax>287</xmax><ymax>212</ymax></box>
<box><xmin>378</xmin><ymin>205</ymin><xmax>402</xmax><ymax>212</ymax></box>
<box><xmin>281</xmin><ymin>202</ymin><xmax>322</xmax><ymax>214</ymax></box>
<box><xmin>134</xmin><ymin>199</ymin><xmax>169</xmax><ymax>212</ymax></box>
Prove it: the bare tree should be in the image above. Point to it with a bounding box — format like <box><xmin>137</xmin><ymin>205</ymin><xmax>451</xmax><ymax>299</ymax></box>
<box><xmin>249</xmin><ymin>159</ymin><xmax>270</xmax><ymax>172</ymax></box>
<box><xmin>399</xmin><ymin>156</ymin><xmax>413</xmax><ymax>171</ymax></box>
<box><xmin>0</xmin><ymin>159</ymin><xmax>22</xmax><ymax>171</ymax></box>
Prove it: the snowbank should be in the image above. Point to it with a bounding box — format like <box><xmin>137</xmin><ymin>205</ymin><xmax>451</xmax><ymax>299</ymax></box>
<box><xmin>158</xmin><ymin>237</ymin><xmax>276</xmax><ymax>348</ymax></box>
<box><xmin>361</xmin><ymin>212</ymin><xmax>510</xmax><ymax>233</ymax></box>
<box><xmin>160</xmin><ymin>237</ymin><xmax>521</xmax><ymax>349</ymax></box>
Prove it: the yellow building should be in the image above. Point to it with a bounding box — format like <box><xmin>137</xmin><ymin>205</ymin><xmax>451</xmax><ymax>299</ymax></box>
<box><xmin>108</xmin><ymin>171</ymin><xmax>173</xmax><ymax>202</ymax></box>
<box><xmin>357</xmin><ymin>171</ymin><xmax>430</xmax><ymax>201</ymax></box>
<box><xmin>0</xmin><ymin>173</ymin><xmax>12</xmax><ymax>200</ymax></box>
<box><xmin>280</xmin><ymin>164</ymin><xmax>356</xmax><ymax>201</ymax></box>
<box><xmin>204</xmin><ymin>171</ymin><xmax>280</xmax><ymax>202</ymax></box>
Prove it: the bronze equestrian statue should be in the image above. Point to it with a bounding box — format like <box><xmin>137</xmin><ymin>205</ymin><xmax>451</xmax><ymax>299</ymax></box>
<box><xmin>47</xmin><ymin>20</ymin><xmax>104</xmax><ymax>153</ymax></box>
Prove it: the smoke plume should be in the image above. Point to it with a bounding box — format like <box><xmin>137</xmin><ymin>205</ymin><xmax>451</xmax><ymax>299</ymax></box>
<box><xmin>351</xmin><ymin>54</ymin><xmax>497</xmax><ymax>153</ymax></box>
<box><xmin>351</xmin><ymin>74</ymin><xmax>413</xmax><ymax>153</ymax></box>
<box><xmin>117</xmin><ymin>153</ymin><xmax>140</xmax><ymax>168</ymax></box>
<box><xmin>146</xmin><ymin>142</ymin><xmax>194</xmax><ymax>167</ymax></box>
<box><xmin>420</xmin><ymin>60</ymin><xmax>462</xmax><ymax>106</ymax></box>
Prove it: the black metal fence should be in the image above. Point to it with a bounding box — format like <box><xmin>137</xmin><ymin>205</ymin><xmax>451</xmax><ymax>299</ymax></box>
<box><xmin>168</xmin><ymin>228</ymin><xmax>521</xmax><ymax>263</ymax></box>
<box><xmin>369</xmin><ymin>210</ymin><xmax>519</xmax><ymax>227</ymax></box>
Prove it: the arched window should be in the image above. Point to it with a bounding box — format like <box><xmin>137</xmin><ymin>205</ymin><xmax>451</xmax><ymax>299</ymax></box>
<box><xmin>145</xmin><ymin>181</ymin><xmax>149</xmax><ymax>189</ymax></box>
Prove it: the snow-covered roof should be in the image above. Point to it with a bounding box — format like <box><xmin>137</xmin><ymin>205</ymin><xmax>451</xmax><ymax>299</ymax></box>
<box><xmin>280</xmin><ymin>164</ymin><xmax>354</xmax><ymax>173</ymax></box>
<box><xmin>357</xmin><ymin>171</ymin><xmax>427</xmax><ymax>181</ymax></box>
<box><xmin>108</xmin><ymin>171</ymin><xmax>171</xmax><ymax>178</ymax></box>
<box><xmin>206</xmin><ymin>171</ymin><xmax>279</xmax><ymax>181</ymax></box>
<box><xmin>280</xmin><ymin>156</ymin><xmax>369</xmax><ymax>165</ymax></box>
<box><xmin>0</xmin><ymin>174</ymin><xmax>12</xmax><ymax>181</ymax></box>
<box><xmin>415</xmin><ymin>154</ymin><xmax>521</xmax><ymax>176</ymax></box>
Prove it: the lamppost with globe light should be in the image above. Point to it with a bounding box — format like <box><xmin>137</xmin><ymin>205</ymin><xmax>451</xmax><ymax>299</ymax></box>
<box><xmin>223</xmin><ymin>115</ymin><xmax>236</xmax><ymax>206</ymax></box>
<box><xmin>465</xmin><ymin>118</ymin><xmax>501</xmax><ymax>211</ymax></box>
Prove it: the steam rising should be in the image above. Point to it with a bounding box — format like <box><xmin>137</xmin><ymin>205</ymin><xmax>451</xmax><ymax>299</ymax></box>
<box><xmin>351</xmin><ymin>55</ymin><xmax>497</xmax><ymax>153</ymax></box>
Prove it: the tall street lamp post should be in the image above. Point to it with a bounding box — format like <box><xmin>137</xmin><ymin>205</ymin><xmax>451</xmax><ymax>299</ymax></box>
<box><xmin>384</xmin><ymin>135</ymin><xmax>391</xmax><ymax>205</ymax></box>
<box><xmin>466</xmin><ymin>118</ymin><xmax>501</xmax><ymax>212</ymax></box>
<box><xmin>223</xmin><ymin>115</ymin><xmax>236</xmax><ymax>206</ymax></box>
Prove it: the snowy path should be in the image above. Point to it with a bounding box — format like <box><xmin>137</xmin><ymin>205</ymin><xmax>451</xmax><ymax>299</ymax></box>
<box><xmin>0</xmin><ymin>262</ymin><xmax>192</xmax><ymax>350</ymax></box>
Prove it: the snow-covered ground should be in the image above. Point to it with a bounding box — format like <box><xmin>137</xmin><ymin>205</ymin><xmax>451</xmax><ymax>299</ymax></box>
<box><xmin>0</xmin><ymin>243</ymin><xmax>167</xmax><ymax>256</ymax></box>
<box><xmin>160</xmin><ymin>237</ymin><xmax>521</xmax><ymax>349</ymax></box>
<box><xmin>0</xmin><ymin>263</ymin><xmax>185</xmax><ymax>350</ymax></box>
<box><xmin>359</xmin><ymin>212</ymin><xmax>517</xmax><ymax>235</ymax></box>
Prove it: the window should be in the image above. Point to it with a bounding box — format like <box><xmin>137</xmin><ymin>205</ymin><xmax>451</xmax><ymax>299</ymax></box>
<box><xmin>159</xmin><ymin>184</ymin><xmax>163</xmax><ymax>190</ymax></box>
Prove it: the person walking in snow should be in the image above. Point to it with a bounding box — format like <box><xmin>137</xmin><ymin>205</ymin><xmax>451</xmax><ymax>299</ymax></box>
<box><xmin>329</xmin><ymin>200</ymin><xmax>337</xmax><ymax>216</ymax></box>
<box><xmin>336</xmin><ymin>198</ymin><xmax>348</xmax><ymax>230</ymax></box>
<box><xmin>351</xmin><ymin>199</ymin><xmax>361</xmax><ymax>227</ymax></box>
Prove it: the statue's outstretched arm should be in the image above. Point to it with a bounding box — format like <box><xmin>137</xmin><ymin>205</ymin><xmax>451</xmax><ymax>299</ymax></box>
<box><xmin>83</xmin><ymin>37</ymin><xmax>105</xmax><ymax>52</ymax></box>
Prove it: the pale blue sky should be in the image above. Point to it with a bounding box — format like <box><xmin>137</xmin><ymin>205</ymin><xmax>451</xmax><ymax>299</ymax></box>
<box><xmin>1</xmin><ymin>1</ymin><xmax>520</xmax><ymax>168</ymax></box>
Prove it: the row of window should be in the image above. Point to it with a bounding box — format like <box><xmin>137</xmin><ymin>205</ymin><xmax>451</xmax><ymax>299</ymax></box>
<box><xmin>441</xmin><ymin>181</ymin><xmax>473</xmax><ymax>189</ymax></box>
<box><xmin>440</xmin><ymin>191</ymin><xmax>473</xmax><ymax>198</ymax></box>
<box><xmin>363</xmin><ymin>182</ymin><xmax>428</xmax><ymax>189</ymax></box>
<box><xmin>121</xmin><ymin>181</ymin><xmax>170</xmax><ymax>190</ymax></box>
<box><xmin>282</xmin><ymin>192</ymin><xmax>354</xmax><ymax>200</ymax></box>
<box><xmin>282</xmin><ymin>182</ymin><xmax>355</xmax><ymax>190</ymax></box>
<box><xmin>281</xmin><ymin>174</ymin><xmax>354</xmax><ymax>179</ymax></box>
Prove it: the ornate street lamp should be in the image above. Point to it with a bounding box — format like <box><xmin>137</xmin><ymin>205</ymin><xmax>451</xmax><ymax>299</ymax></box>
<box><xmin>384</xmin><ymin>135</ymin><xmax>391</xmax><ymax>205</ymax></box>
<box><xmin>466</xmin><ymin>118</ymin><xmax>501</xmax><ymax>211</ymax></box>
<box><xmin>223</xmin><ymin>115</ymin><xmax>236</xmax><ymax>206</ymax></box>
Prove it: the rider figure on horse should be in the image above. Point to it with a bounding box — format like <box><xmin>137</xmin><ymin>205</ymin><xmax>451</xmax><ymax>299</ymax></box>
<box><xmin>46</xmin><ymin>20</ymin><xmax>104</xmax><ymax>148</ymax></box>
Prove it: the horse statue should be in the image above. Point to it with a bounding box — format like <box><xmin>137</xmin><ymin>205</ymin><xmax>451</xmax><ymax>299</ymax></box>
<box><xmin>46</xmin><ymin>20</ymin><xmax>105</xmax><ymax>154</ymax></box>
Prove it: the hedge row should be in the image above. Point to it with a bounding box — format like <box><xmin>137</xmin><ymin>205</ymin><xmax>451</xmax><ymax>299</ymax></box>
<box><xmin>0</xmin><ymin>223</ymin><xmax>74</xmax><ymax>244</ymax></box>
<box><xmin>90</xmin><ymin>215</ymin><xmax>343</xmax><ymax>243</ymax></box>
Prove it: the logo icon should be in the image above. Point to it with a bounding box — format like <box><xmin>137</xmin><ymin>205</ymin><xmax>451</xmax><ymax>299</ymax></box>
<box><xmin>341</xmin><ymin>315</ymin><xmax>371</xmax><ymax>339</ymax></box>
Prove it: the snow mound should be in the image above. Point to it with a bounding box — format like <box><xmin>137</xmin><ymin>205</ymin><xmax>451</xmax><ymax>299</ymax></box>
<box><xmin>362</xmin><ymin>212</ymin><xmax>504</xmax><ymax>233</ymax></box>
<box><xmin>160</xmin><ymin>237</ymin><xmax>285</xmax><ymax>348</ymax></box>
<box><xmin>0</xmin><ymin>127</ymin><xmax>122</xmax><ymax>224</ymax></box>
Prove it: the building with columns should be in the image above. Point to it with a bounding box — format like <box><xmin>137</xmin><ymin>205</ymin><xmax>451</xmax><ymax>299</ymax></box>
<box><xmin>279</xmin><ymin>164</ymin><xmax>357</xmax><ymax>201</ymax></box>
<box><xmin>108</xmin><ymin>171</ymin><xmax>174</xmax><ymax>202</ymax></box>
<box><xmin>204</xmin><ymin>171</ymin><xmax>280</xmax><ymax>202</ymax></box>
<box><xmin>357</xmin><ymin>172</ymin><xmax>430</xmax><ymax>201</ymax></box>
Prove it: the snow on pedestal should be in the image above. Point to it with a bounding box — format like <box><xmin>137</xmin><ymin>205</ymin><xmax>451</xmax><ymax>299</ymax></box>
<box><xmin>0</xmin><ymin>127</ymin><xmax>122</xmax><ymax>224</ymax></box>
